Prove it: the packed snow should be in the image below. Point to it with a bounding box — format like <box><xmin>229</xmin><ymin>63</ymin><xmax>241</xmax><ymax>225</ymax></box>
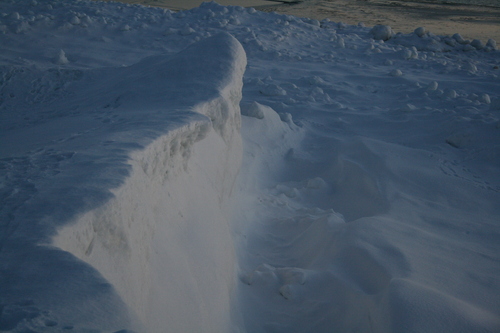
<box><xmin>1</xmin><ymin>0</ymin><xmax>499</xmax><ymax>332</ymax></box>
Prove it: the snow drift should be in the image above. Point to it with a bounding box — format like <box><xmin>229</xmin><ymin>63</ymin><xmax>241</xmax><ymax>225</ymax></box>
<box><xmin>2</xmin><ymin>32</ymin><xmax>246</xmax><ymax>332</ymax></box>
<box><xmin>1</xmin><ymin>0</ymin><xmax>500</xmax><ymax>332</ymax></box>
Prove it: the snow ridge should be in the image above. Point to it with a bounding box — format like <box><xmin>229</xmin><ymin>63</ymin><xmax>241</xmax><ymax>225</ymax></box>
<box><xmin>2</xmin><ymin>32</ymin><xmax>246</xmax><ymax>332</ymax></box>
<box><xmin>54</xmin><ymin>33</ymin><xmax>246</xmax><ymax>332</ymax></box>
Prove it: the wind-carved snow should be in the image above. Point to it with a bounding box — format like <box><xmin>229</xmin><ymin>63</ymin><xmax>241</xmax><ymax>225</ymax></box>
<box><xmin>1</xmin><ymin>32</ymin><xmax>246</xmax><ymax>332</ymax></box>
<box><xmin>54</xmin><ymin>33</ymin><xmax>246</xmax><ymax>332</ymax></box>
<box><xmin>1</xmin><ymin>0</ymin><xmax>500</xmax><ymax>332</ymax></box>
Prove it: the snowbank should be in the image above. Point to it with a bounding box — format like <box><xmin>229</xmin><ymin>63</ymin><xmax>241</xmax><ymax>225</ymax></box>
<box><xmin>2</xmin><ymin>32</ymin><xmax>246</xmax><ymax>332</ymax></box>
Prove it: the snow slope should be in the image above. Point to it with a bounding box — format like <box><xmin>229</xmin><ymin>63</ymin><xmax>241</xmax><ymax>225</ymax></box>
<box><xmin>1</xmin><ymin>0</ymin><xmax>500</xmax><ymax>332</ymax></box>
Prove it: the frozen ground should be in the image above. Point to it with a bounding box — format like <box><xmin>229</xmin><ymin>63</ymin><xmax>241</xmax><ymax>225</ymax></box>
<box><xmin>112</xmin><ymin>0</ymin><xmax>500</xmax><ymax>42</ymax></box>
<box><xmin>98</xmin><ymin>0</ymin><xmax>283</xmax><ymax>11</ymax></box>
<box><xmin>1</xmin><ymin>0</ymin><xmax>499</xmax><ymax>332</ymax></box>
<box><xmin>255</xmin><ymin>0</ymin><xmax>500</xmax><ymax>42</ymax></box>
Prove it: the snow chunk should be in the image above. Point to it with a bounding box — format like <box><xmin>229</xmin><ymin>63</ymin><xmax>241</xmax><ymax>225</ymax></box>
<box><xmin>179</xmin><ymin>25</ymin><xmax>195</xmax><ymax>36</ymax></box>
<box><xmin>444</xmin><ymin>89</ymin><xmax>457</xmax><ymax>98</ymax></box>
<box><xmin>414</xmin><ymin>27</ymin><xmax>426</xmax><ymax>37</ymax></box>
<box><xmin>403</xmin><ymin>46</ymin><xmax>418</xmax><ymax>60</ymax></box>
<box><xmin>279</xmin><ymin>112</ymin><xmax>297</xmax><ymax>128</ymax></box>
<box><xmin>463</xmin><ymin>62</ymin><xmax>477</xmax><ymax>72</ymax></box>
<box><xmin>54</xmin><ymin>49</ymin><xmax>69</xmax><ymax>65</ymax></box>
<box><xmin>390</xmin><ymin>69</ymin><xmax>403</xmax><ymax>77</ymax></box>
<box><xmin>486</xmin><ymin>39</ymin><xmax>497</xmax><ymax>50</ymax></box>
<box><xmin>163</xmin><ymin>27</ymin><xmax>176</xmax><ymax>36</ymax></box>
<box><xmin>402</xmin><ymin>103</ymin><xmax>418</xmax><ymax>112</ymax></box>
<box><xmin>241</xmin><ymin>101</ymin><xmax>266</xmax><ymax>119</ymax></box>
<box><xmin>70</xmin><ymin>15</ymin><xmax>81</xmax><ymax>25</ymax></box>
<box><xmin>229</xmin><ymin>17</ymin><xmax>240</xmax><ymax>25</ymax></box>
<box><xmin>427</xmin><ymin>81</ymin><xmax>439</xmax><ymax>91</ymax></box>
<box><xmin>304</xmin><ymin>75</ymin><xmax>327</xmax><ymax>86</ymax></box>
<box><xmin>370</xmin><ymin>25</ymin><xmax>394</xmax><ymax>41</ymax></box>
<box><xmin>10</xmin><ymin>12</ymin><xmax>21</xmax><ymax>20</ymax></box>
<box><xmin>337</xmin><ymin>37</ymin><xmax>345</xmax><ymax>48</ymax></box>
<box><xmin>260</xmin><ymin>84</ymin><xmax>287</xmax><ymax>96</ymax></box>
<box><xmin>470</xmin><ymin>39</ymin><xmax>484</xmax><ymax>50</ymax></box>
<box><xmin>453</xmin><ymin>33</ymin><xmax>469</xmax><ymax>45</ymax></box>
<box><xmin>480</xmin><ymin>93</ymin><xmax>490</xmax><ymax>104</ymax></box>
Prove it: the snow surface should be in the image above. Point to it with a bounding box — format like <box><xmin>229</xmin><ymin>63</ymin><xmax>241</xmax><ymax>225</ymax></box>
<box><xmin>1</xmin><ymin>0</ymin><xmax>500</xmax><ymax>332</ymax></box>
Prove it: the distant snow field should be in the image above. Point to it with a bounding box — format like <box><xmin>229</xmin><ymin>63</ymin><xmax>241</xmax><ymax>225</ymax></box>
<box><xmin>0</xmin><ymin>0</ymin><xmax>499</xmax><ymax>332</ymax></box>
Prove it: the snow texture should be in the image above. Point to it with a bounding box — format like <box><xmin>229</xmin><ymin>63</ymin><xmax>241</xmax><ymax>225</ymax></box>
<box><xmin>0</xmin><ymin>0</ymin><xmax>499</xmax><ymax>332</ymax></box>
